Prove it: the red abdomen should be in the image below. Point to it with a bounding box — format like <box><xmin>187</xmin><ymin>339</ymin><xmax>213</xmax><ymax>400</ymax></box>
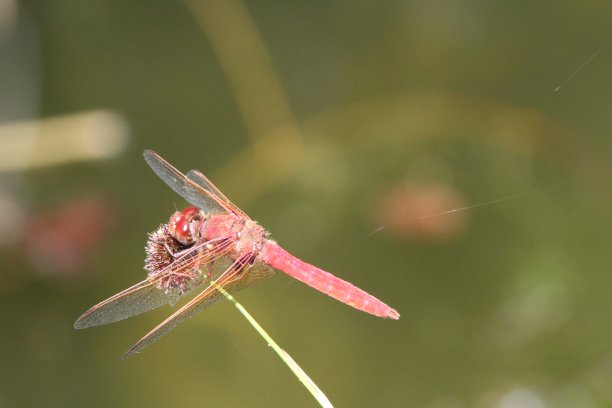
<box><xmin>260</xmin><ymin>242</ymin><xmax>399</xmax><ymax>319</ymax></box>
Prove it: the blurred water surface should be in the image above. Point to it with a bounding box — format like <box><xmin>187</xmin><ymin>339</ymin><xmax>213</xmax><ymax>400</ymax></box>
<box><xmin>1</xmin><ymin>1</ymin><xmax>612</xmax><ymax>407</ymax></box>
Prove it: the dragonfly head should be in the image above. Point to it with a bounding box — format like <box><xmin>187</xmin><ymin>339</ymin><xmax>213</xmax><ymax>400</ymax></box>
<box><xmin>168</xmin><ymin>206</ymin><xmax>201</xmax><ymax>245</ymax></box>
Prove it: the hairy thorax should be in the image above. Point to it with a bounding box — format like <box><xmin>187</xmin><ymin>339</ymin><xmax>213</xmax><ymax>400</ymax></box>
<box><xmin>201</xmin><ymin>213</ymin><xmax>269</xmax><ymax>258</ymax></box>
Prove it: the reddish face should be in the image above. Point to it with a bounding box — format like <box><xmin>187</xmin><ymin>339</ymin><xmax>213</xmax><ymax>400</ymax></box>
<box><xmin>168</xmin><ymin>206</ymin><xmax>201</xmax><ymax>245</ymax></box>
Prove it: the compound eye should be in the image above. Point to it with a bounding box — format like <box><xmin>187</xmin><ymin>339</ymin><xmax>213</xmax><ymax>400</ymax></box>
<box><xmin>181</xmin><ymin>206</ymin><xmax>200</xmax><ymax>217</ymax></box>
<box><xmin>168</xmin><ymin>210</ymin><xmax>195</xmax><ymax>245</ymax></box>
<box><xmin>168</xmin><ymin>211</ymin><xmax>182</xmax><ymax>236</ymax></box>
<box><xmin>174</xmin><ymin>217</ymin><xmax>193</xmax><ymax>244</ymax></box>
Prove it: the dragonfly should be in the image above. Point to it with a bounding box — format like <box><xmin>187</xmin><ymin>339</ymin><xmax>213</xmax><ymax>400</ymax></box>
<box><xmin>74</xmin><ymin>150</ymin><xmax>399</xmax><ymax>358</ymax></box>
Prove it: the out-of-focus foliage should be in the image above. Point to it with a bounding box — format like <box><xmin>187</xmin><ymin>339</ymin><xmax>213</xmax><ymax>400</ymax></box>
<box><xmin>1</xmin><ymin>1</ymin><xmax>612</xmax><ymax>407</ymax></box>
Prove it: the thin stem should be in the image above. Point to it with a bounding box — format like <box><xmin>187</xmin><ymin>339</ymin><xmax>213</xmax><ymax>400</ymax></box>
<box><xmin>210</xmin><ymin>280</ymin><xmax>333</xmax><ymax>408</ymax></box>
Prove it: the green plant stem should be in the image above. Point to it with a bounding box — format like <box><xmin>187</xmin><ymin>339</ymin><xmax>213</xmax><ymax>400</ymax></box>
<box><xmin>210</xmin><ymin>280</ymin><xmax>333</xmax><ymax>408</ymax></box>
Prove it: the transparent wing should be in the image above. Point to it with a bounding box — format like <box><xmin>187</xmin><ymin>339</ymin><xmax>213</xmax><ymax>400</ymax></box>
<box><xmin>122</xmin><ymin>258</ymin><xmax>274</xmax><ymax>359</ymax></box>
<box><xmin>74</xmin><ymin>238</ymin><xmax>222</xmax><ymax>329</ymax></box>
<box><xmin>73</xmin><ymin>277</ymin><xmax>200</xmax><ymax>329</ymax></box>
<box><xmin>143</xmin><ymin>150</ymin><xmax>228</xmax><ymax>215</ymax></box>
<box><xmin>186</xmin><ymin>169</ymin><xmax>249</xmax><ymax>219</ymax></box>
<box><xmin>186</xmin><ymin>169</ymin><xmax>232</xmax><ymax>205</ymax></box>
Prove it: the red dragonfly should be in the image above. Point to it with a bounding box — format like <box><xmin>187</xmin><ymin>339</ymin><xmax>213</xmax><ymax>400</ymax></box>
<box><xmin>74</xmin><ymin>150</ymin><xmax>399</xmax><ymax>358</ymax></box>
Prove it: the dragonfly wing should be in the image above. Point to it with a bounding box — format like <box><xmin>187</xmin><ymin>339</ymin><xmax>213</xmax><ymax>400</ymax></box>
<box><xmin>75</xmin><ymin>235</ymin><xmax>235</xmax><ymax>330</ymax></box>
<box><xmin>186</xmin><ymin>169</ymin><xmax>231</xmax><ymax>204</ymax></box>
<box><xmin>186</xmin><ymin>169</ymin><xmax>248</xmax><ymax>218</ymax></box>
<box><xmin>143</xmin><ymin>150</ymin><xmax>227</xmax><ymax>215</ymax></box>
<box><xmin>122</xmin><ymin>260</ymin><xmax>274</xmax><ymax>359</ymax></box>
<box><xmin>74</xmin><ymin>279</ymin><xmax>181</xmax><ymax>329</ymax></box>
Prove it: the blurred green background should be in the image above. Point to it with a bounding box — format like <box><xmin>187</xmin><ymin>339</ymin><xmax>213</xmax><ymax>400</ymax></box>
<box><xmin>2</xmin><ymin>1</ymin><xmax>612</xmax><ymax>407</ymax></box>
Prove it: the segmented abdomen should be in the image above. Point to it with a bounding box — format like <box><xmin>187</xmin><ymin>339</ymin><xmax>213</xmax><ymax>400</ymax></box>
<box><xmin>260</xmin><ymin>242</ymin><xmax>399</xmax><ymax>319</ymax></box>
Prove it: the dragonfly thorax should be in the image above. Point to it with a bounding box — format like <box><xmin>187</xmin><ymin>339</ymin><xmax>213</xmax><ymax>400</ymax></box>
<box><xmin>234</xmin><ymin>219</ymin><xmax>269</xmax><ymax>255</ymax></box>
<box><xmin>199</xmin><ymin>213</ymin><xmax>269</xmax><ymax>257</ymax></box>
<box><xmin>169</xmin><ymin>206</ymin><xmax>269</xmax><ymax>258</ymax></box>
